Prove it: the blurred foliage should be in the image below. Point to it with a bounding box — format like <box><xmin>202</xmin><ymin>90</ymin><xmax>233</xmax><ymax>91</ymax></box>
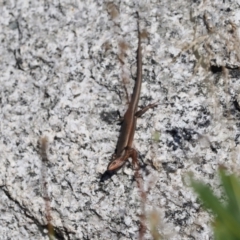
<box><xmin>152</xmin><ymin>131</ymin><xmax>160</xmax><ymax>142</ymax></box>
<box><xmin>191</xmin><ymin>168</ymin><xmax>240</xmax><ymax>240</ymax></box>
<box><xmin>148</xmin><ymin>210</ymin><xmax>163</xmax><ymax>240</ymax></box>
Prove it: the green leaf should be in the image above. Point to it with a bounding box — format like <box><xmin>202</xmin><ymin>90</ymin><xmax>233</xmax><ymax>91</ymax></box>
<box><xmin>219</xmin><ymin>169</ymin><xmax>240</xmax><ymax>223</ymax></box>
<box><xmin>191</xmin><ymin>176</ymin><xmax>240</xmax><ymax>239</ymax></box>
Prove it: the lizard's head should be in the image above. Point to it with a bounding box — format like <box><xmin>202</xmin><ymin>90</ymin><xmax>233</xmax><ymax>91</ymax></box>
<box><xmin>107</xmin><ymin>157</ymin><xmax>125</xmax><ymax>171</ymax></box>
<box><xmin>100</xmin><ymin>158</ymin><xmax>125</xmax><ymax>182</ymax></box>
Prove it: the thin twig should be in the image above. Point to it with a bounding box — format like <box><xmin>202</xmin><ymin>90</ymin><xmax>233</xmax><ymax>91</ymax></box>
<box><xmin>40</xmin><ymin>136</ymin><xmax>54</xmax><ymax>240</ymax></box>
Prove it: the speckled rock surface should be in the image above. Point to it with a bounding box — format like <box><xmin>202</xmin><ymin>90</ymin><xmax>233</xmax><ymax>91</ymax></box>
<box><xmin>1</xmin><ymin>0</ymin><xmax>240</xmax><ymax>239</ymax></box>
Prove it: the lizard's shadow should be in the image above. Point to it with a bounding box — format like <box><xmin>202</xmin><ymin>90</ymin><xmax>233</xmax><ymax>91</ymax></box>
<box><xmin>100</xmin><ymin>170</ymin><xmax>115</xmax><ymax>182</ymax></box>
